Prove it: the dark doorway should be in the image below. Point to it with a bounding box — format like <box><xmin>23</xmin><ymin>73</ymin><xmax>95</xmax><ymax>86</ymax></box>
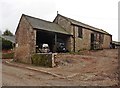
<box><xmin>91</xmin><ymin>33</ymin><xmax>102</xmax><ymax>50</ymax></box>
<box><xmin>91</xmin><ymin>33</ymin><xmax>95</xmax><ymax>50</ymax></box>
<box><xmin>36</xmin><ymin>30</ymin><xmax>54</xmax><ymax>52</ymax></box>
<box><xmin>36</xmin><ymin>30</ymin><xmax>70</xmax><ymax>53</ymax></box>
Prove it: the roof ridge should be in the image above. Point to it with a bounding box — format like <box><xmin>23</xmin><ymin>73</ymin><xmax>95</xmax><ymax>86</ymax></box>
<box><xmin>23</xmin><ymin>14</ymin><xmax>53</xmax><ymax>24</ymax></box>
<box><xmin>57</xmin><ymin>14</ymin><xmax>71</xmax><ymax>23</ymax></box>
<box><xmin>69</xmin><ymin>17</ymin><xmax>99</xmax><ymax>29</ymax></box>
<box><xmin>57</xmin><ymin>14</ymin><xmax>110</xmax><ymax>35</ymax></box>
<box><xmin>21</xmin><ymin>14</ymin><xmax>71</xmax><ymax>35</ymax></box>
<box><xmin>57</xmin><ymin>14</ymin><xmax>97</xmax><ymax>28</ymax></box>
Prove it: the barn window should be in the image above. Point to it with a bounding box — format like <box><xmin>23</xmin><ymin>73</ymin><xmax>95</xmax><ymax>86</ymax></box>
<box><xmin>78</xmin><ymin>26</ymin><xmax>83</xmax><ymax>38</ymax></box>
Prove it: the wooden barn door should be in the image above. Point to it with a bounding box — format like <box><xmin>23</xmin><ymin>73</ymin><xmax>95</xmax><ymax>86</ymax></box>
<box><xmin>91</xmin><ymin>33</ymin><xmax>95</xmax><ymax>50</ymax></box>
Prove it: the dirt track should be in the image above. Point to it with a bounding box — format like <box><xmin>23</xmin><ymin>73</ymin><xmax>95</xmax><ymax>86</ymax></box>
<box><xmin>2</xmin><ymin>49</ymin><xmax>119</xmax><ymax>86</ymax></box>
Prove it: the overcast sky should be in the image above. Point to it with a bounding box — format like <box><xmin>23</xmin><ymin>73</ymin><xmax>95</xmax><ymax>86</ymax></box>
<box><xmin>0</xmin><ymin>0</ymin><xmax>119</xmax><ymax>41</ymax></box>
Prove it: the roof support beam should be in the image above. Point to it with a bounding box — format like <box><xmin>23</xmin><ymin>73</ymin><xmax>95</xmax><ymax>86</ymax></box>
<box><xmin>54</xmin><ymin>33</ymin><xmax>57</xmax><ymax>52</ymax></box>
<box><xmin>73</xmin><ymin>26</ymin><xmax>75</xmax><ymax>52</ymax></box>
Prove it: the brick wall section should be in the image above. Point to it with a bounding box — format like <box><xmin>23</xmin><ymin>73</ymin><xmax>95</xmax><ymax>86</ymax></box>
<box><xmin>14</xmin><ymin>16</ymin><xmax>36</xmax><ymax>64</ymax></box>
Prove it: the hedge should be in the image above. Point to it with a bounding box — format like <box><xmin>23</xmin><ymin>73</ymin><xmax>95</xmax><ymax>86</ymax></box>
<box><xmin>2</xmin><ymin>37</ymin><xmax>13</xmax><ymax>50</ymax></box>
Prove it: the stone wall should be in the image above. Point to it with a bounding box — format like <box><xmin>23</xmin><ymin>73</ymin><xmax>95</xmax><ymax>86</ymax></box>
<box><xmin>102</xmin><ymin>34</ymin><xmax>112</xmax><ymax>49</ymax></box>
<box><xmin>64</xmin><ymin>35</ymin><xmax>74</xmax><ymax>52</ymax></box>
<box><xmin>73</xmin><ymin>25</ymin><xmax>112</xmax><ymax>51</ymax></box>
<box><xmin>31</xmin><ymin>53</ymin><xmax>57</xmax><ymax>67</ymax></box>
<box><xmin>54</xmin><ymin>15</ymin><xmax>73</xmax><ymax>52</ymax></box>
<box><xmin>74</xmin><ymin>26</ymin><xmax>93</xmax><ymax>52</ymax></box>
<box><xmin>14</xmin><ymin>16</ymin><xmax>36</xmax><ymax>64</ymax></box>
<box><xmin>54</xmin><ymin>15</ymin><xmax>112</xmax><ymax>52</ymax></box>
<box><xmin>54</xmin><ymin>15</ymin><xmax>72</xmax><ymax>35</ymax></box>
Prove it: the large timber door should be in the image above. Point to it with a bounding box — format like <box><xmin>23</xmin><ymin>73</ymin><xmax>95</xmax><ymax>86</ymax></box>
<box><xmin>91</xmin><ymin>33</ymin><xmax>95</xmax><ymax>50</ymax></box>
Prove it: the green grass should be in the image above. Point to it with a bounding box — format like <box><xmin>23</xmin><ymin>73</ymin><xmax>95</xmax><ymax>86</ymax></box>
<box><xmin>2</xmin><ymin>52</ymin><xmax>14</xmax><ymax>59</ymax></box>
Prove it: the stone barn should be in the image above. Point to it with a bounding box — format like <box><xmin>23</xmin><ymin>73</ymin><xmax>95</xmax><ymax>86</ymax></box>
<box><xmin>54</xmin><ymin>14</ymin><xmax>112</xmax><ymax>52</ymax></box>
<box><xmin>14</xmin><ymin>14</ymin><xmax>71</xmax><ymax>64</ymax></box>
<box><xmin>14</xmin><ymin>14</ymin><xmax>112</xmax><ymax>64</ymax></box>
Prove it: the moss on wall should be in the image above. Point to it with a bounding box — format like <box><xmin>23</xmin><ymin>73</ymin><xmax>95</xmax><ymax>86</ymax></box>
<box><xmin>2</xmin><ymin>52</ymin><xmax>14</xmax><ymax>59</ymax></box>
<box><xmin>31</xmin><ymin>54</ymin><xmax>52</xmax><ymax>67</ymax></box>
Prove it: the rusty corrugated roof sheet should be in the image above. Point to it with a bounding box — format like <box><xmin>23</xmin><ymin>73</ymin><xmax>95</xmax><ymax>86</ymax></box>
<box><xmin>23</xmin><ymin>14</ymin><xmax>71</xmax><ymax>35</ymax></box>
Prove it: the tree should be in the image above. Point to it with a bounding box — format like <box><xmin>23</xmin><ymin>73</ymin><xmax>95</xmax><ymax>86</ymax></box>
<box><xmin>2</xmin><ymin>37</ymin><xmax>13</xmax><ymax>50</ymax></box>
<box><xmin>3</xmin><ymin>29</ymin><xmax>13</xmax><ymax>36</ymax></box>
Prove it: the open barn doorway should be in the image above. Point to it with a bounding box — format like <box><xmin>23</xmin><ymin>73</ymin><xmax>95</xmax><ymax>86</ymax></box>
<box><xmin>36</xmin><ymin>30</ymin><xmax>70</xmax><ymax>53</ymax></box>
<box><xmin>36</xmin><ymin>30</ymin><xmax>54</xmax><ymax>53</ymax></box>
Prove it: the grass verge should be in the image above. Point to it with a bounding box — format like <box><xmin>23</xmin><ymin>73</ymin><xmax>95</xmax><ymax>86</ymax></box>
<box><xmin>2</xmin><ymin>52</ymin><xmax>14</xmax><ymax>59</ymax></box>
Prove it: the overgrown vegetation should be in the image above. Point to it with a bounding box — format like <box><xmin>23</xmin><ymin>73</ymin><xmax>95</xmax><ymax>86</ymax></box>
<box><xmin>2</xmin><ymin>37</ymin><xmax>13</xmax><ymax>50</ymax></box>
<box><xmin>67</xmin><ymin>51</ymin><xmax>82</xmax><ymax>55</ymax></box>
<box><xmin>31</xmin><ymin>54</ymin><xmax>52</xmax><ymax>67</ymax></box>
<box><xmin>2</xmin><ymin>52</ymin><xmax>14</xmax><ymax>59</ymax></box>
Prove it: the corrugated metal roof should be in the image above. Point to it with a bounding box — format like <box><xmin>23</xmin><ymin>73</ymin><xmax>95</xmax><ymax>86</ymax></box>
<box><xmin>58</xmin><ymin>14</ymin><xmax>111</xmax><ymax>35</ymax></box>
<box><xmin>112</xmin><ymin>41</ymin><xmax>120</xmax><ymax>45</ymax></box>
<box><xmin>23</xmin><ymin>14</ymin><xmax>71</xmax><ymax>35</ymax></box>
<box><xmin>1</xmin><ymin>35</ymin><xmax>15</xmax><ymax>43</ymax></box>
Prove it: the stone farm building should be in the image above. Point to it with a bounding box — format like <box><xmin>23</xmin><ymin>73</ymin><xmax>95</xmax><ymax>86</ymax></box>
<box><xmin>14</xmin><ymin>14</ymin><xmax>112</xmax><ymax>63</ymax></box>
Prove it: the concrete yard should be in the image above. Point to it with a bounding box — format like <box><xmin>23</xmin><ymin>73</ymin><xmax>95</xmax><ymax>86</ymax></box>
<box><xmin>2</xmin><ymin>49</ymin><xmax>119</xmax><ymax>86</ymax></box>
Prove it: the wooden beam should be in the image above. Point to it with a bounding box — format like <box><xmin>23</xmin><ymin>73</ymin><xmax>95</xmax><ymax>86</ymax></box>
<box><xmin>73</xmin><ymin>26</ymin><xmax>75</xmax><ymax>52</ymax></box>
<box><xmin>54</xmin><ymin>33</ymin><xmax>57</xmax><ymax>52</ymax></box>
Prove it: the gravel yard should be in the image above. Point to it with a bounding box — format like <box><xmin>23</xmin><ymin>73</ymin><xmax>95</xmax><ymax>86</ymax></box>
<box><xmin>2</xmin><ymin>49</ymin><xmax>119</xmax><ymax>86</ymax></box>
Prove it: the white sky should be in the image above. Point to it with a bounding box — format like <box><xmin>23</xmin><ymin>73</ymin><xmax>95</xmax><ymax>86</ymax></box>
<box><xmin>0</xmin><ymin>0</ymin><xmax>119</xmax><ymax>41</ymax></box>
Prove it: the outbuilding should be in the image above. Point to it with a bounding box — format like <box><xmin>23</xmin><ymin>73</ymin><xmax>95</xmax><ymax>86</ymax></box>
<box><xmin>15</xmin><ymin>14</ymin><xmax>112</xmax><ymax>64</ymax></box>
